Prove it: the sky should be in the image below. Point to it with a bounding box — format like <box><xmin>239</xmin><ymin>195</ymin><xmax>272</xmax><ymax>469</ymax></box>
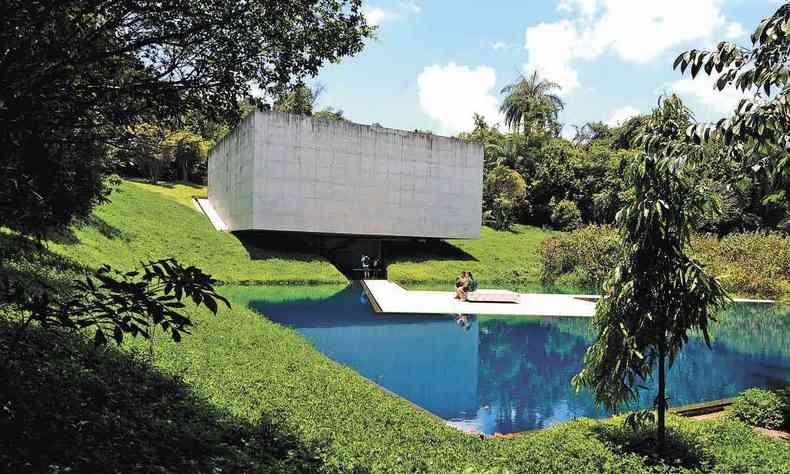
<box><xmin>312</xmin><ymin>0</ymin><xmax>778</xmax><ymax>138</ymax></box>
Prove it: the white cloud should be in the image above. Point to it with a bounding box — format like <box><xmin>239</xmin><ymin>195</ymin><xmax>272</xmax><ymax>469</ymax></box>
<box><xmin>605</xmin><ymin>106</ymin><xmax>640</xmax><ymax>126</ymax></box>
<box><xmin>524</xmin><ymin>20</ymin><xmax>581</xmax><ymax>93</ymax></box>
<box><xmin>400</xmin><ymin>1</ymin><xmax>421</xmax><ymax>14</ymax></box>
<box><xmin>524</xmin><ymin>0</ymin><xmax>738</xmax><ymax>94</ymax></box>
<box><xmin>491</xmin><ymin>41</ymin><xmax>513</xmax><ymax>51</ymax></box>
<box><xmin>725</xmin><ymin>21</ymin><xmax>746</xmax><ymax>39</ymax></box>
<box><xmin>558</xmin><ymin>0</ymin><xmax>598</xmax><ymax>17</ymax></box>
<box><xmin>362</xmin><ymin>6</ymin><xmax>396</xmax><ymax>26</ymax></box>
<box><xmin>417</xmin><ymin>63</ymin><xmax>501</xmax><ymax>135</ymax></box>
<box><xmin>363</xmin><ymin>2</ymin><xmax>421</xmax><ymax>26</ymax></box>
<box><xmin>667</xmin><ymin>74</ymin><xmax>752</xmax><ymax>115</ymax></box>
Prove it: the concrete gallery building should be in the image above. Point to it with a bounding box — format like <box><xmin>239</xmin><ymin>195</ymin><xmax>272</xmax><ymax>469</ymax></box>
<box><xmin>208</xmin><ymin>111</ymin><xmax>483</xmax><ymax>240</ymax></box>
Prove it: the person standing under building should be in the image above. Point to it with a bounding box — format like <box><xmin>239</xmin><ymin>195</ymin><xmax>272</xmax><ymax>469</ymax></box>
<box><xmin>372</xmin><ymin>256</ymin><xmax>381</xmax><ymax>278</ymax></box>
<box><xmin>360</xmin><ymin>254</ymin><xmax>370</xmax><ymax>279</ymax></box>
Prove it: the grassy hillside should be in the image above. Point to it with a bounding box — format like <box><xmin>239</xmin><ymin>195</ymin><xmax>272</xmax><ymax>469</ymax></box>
<box><xmin>4</xmin><ymin>281</ymin><xmax>789</xmax><ymax>472</ymax></box>
<box><xmin>387</xmin><ymin>224</ymin><xmax>558</xmax><ymax>289</ymax></box>
<box><xmin>2</xmin><ymin>181</ymin><xmax>789</xmax><ymax>472</ymax></box>
<box><xmin>25</xmin><ymin>180</ymin><xmax>346</xmax><ymax>285</ymax></box>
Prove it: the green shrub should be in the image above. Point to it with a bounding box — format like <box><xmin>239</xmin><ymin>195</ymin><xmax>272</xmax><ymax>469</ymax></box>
<box><xmin>539</xmin><ymin>225</ymin><xmax>619</xmax><ymax>287</ymax></box>
<box><xmin>549</xmin><ymin>198</ymin><xmax>583</xmax><ymax>231</ymax></box>
<box><xmin>728</xmin><ymin>388</ymin><xmax>789</xmax><ymax>429</ymax></box>
<box><xmin>540</xmin><ymin>226</ymin><xmax>790</xmax><ymax>299</ymax></box>
<box><xmin>692</xmin><ymin>232</ymin><xmax>790</xmax><ymax>299</ymax></box>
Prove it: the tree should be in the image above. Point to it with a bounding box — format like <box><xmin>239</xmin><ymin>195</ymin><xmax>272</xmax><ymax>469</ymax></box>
<box><xmin>274</xmin><ymin>83</ymin><xmax>320</xmax><ymax>115</ymax></box>
<box><xmin>608</xmin><ymin>115</ymin><xmax>648</xmax><ymax>150</ymax></box>
<box><xmin>571</xmin><ymin>122</ymin><xmax>612</xmax><ymax>147</ymax></box>
<box><xmin>313</xmin><ymin>107</ymin><xmax>346</xmax><ymax>122</ymax></box>
<box><xmin>572</xmin><ymin>95</ymin><xmax>729</xmax><ymax>450</ymax></box>
<box><xmin>458</xmin><ymin>114</ymin><xmax>505</xmax><ymax>168</ymax></box>
<box><xmin>486</xmin><ymin>133</ymin><xmax>528</xmax><ymax>170</ymax></box>
<box><xmin>484</xmin><ymin>165</ymin><xmax>527</xmax><ymax>230</ymax></box>
<box><xmin>0</xmin><ymin>1</ymin><xmax>372</xmax><ymax>237</ymax></box>
<box><xmin>169</xmin><ymin>131</ymin><xmax>211</xmax><ymax>183</ymax></box>
<box><xmin>549</xmin><ymin>198</ymin><xmax>582</xmax><ymax>231</ymax></box>
<box><xmin>499</xmin><ymin>71</ymin><xmax>565</xmax><ymax>136</ymax></box>
<box><xmin>122</xmin><ymin>124</ymin><xmax>171</xmax><ymax>184</ymax></box>
<box><xmin>674</xmin><ymin>2</ymin><xmax>790</xmax><ymax>175</ymax></box>
<box><xmin>673</xmin><ymin>2</ymin><xmax>790</xmax><ymax>233</ymax></box>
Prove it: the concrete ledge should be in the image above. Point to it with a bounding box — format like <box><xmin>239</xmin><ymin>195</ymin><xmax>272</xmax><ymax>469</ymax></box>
<box><xmin>363</xmin><ymin>280</ymin><xmax>596</xmax><ymax>317</ymax></box>
<box><xmin>671</xmin><ymin>397</ymin><xmax>735</xmax><ymax>417</ymax></box>
<box><xmin>361</xmin><ymin>280</ymin><xmax>383</xmax><ymax>313</ymax></box>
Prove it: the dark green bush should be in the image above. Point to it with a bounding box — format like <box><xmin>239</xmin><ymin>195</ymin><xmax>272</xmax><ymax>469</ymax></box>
<box><xmin>728</xmin><ymin>388</ymin><xmax>790</xmax><ymax>430</ymax></box>
<box><xmin>539</xmin><ymin>225</ymin><xmax>619</xmax><ymax>287</ymax></box>
<box><xmin>549</xmin><ymin>198</ymin><xmax>583</xmax><ymax>231</ymax></box>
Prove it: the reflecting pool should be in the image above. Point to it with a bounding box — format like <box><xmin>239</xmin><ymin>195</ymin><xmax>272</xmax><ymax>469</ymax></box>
<box><xmin>224</xmin><ymin>284</ymin><xmax>790</xmax><ymax>435</ymax></box>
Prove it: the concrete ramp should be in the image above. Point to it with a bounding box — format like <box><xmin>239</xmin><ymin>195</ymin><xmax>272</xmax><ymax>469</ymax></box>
<box><xmin>362</xmin><ymin>280</ymin><xmax>597</xmax><ymax>317</ymax></box>
<box><xmin>194</xmin><ymin>198</ymin><xmax>228</xmax><ymax>231</ymax></box>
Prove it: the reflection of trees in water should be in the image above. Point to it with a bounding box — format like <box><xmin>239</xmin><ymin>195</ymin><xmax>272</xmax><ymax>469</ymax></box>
<box><xmin>478</xmin><ymin>319</ymin><xmax>602</xmax><ymax>432</ymax></box>
<box><xmin>478</xmin><ymin>306</ymin><xmax>790</xmax><ymax>433</ymax></box>
<box><xmin>542</xmin><ymin>304</ymin><xmax>790</xmax><ymax>358</ymax></box>
<box><xmin>627</xmin><ymin>335</ymin><xmax>790</xmax><ymax>411</ymax></box>
<box><xmin>617</xmin><ymin>304</ymin><xmax>790</xmax><ymax>410</ymax></box>
<box><xmin>707</xmin><ymin>303</ymin><xmax>790</xmax><ymax>358</ymax></box>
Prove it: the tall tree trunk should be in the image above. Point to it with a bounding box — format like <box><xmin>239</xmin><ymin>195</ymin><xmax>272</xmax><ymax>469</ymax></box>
<box><xmin>179</xmin><ymin>158</ymin><xmax>188</xmax><ymax>182</ymax></box>
<box><xmin>657</xmin><ymin>343</ymin><xmax>666</xmax><ymax>451</ymax></box>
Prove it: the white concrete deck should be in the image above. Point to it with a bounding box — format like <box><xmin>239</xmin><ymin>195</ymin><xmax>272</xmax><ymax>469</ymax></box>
<box><xmin>361</xmin><ymin>281</ymin><xmax>777</xmax><ymax>317</ymax></box>
<box><xmin>362</xmin><ymin>280</ymin><xmax>598</xmax><ymax>317</ymax></box>
<box><xmin>194</xmin><ymin>198</ymin><xmax>228</xmax><ymax>231</ymax></box>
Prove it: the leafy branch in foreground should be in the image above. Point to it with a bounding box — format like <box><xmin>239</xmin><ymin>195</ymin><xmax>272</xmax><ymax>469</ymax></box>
<box><xmin>2</xmin><ymin>258</ymin><xmax>230</xmax><ymax>348</ymax></box>
<box><xmin>674</xmin><ymin>2</ymin><xmax>790</xmax><ymax>175</ymax></box>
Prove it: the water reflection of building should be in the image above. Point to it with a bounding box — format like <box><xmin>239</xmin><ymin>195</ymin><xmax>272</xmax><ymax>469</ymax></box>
<box><xmin>252</xmin><ymin>285</ymin><xmax>479</xmax><ymax>419</ymax></box>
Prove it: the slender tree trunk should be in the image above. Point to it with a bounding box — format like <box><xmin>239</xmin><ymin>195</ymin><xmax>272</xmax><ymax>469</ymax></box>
<box><xmin>657</xmin><ymin>343</ymin><xmax>666</xmax><ymax>451</ymax></box>
<box><xmin>179</xmin><ymin>158</ymin><xmax>188</xmax><ymax>182</ymax></box>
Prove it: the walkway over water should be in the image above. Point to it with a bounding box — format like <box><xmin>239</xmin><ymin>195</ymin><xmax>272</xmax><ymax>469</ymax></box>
<box><xmin>362</xmin><ymin>280</ymin><xmax>598</xmax><ymax>317</ymax></box>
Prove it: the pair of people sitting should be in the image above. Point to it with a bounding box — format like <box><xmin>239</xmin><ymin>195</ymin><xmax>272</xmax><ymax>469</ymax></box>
<box><xmin>454</xmin><ymin>271</ymin><xmax>477</xmax><ymax>300</ymax></box>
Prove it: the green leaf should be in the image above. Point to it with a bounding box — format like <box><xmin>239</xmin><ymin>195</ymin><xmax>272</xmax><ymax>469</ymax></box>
<box><xmin>94</xmin><ymin>329</ymin><xmax>107</xmax><ymax>346</ymax></box>
<box><xmin>673</xmin><ymin>53</ymin><xmax>685</xmax><ymax>70</ymax></box>
<box><xmin>204</xmin><ymin>295</ymin><xmax>218</xmax><ymax>314</ymax></box>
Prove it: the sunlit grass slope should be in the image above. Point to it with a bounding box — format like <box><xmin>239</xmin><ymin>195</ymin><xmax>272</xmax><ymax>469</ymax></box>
<box><xmin>43</xmin><ymin>180</ymin><xmax>346</xmax><ymax>285</ymax></box>
<box><xmin>387</xmin><ymin>224</ymin><xmax>557</xmax><ymax>288</ymax></box>
<box><xmin>3</xmin><ymin>181</ymin><xmax>789</xmax><ymax>472</ymax></box>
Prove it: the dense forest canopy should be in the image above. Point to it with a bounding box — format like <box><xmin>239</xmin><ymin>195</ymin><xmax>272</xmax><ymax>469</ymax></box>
<box><xmin>460</xmin><ymin>84</ymin><xmax>789</xmax><ymax>235</ymax></box>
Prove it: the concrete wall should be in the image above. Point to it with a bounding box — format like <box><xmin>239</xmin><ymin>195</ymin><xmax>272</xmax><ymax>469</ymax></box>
<box><xmin>209</xmin><ymin>111</ymin><xmax>483</xmax><ymax>239</ymax></box>
<box><xmin>207</xmin><ymin>112</ymin><xmax>256</xmax><ymax>230</ymax></box>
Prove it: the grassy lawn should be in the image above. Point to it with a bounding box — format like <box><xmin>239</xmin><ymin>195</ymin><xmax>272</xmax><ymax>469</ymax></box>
<box><xmin>4</xmin><ymin>287</ymin><xmax>790</xmax><ymax>472</ymax></box>
<box><xmin>387</xmin><ymin>224</ymin><xmax>558</xmax><ymax>289</ymax></box>
<box><xmin>10</xmin><ymin>180</ymin><xmax>346</xmax><ymax>285</ymax></box>
<box><xmin>2</xmin><ymin>181</ymin><xmax>790</xmax><ymax>472</ymax></box>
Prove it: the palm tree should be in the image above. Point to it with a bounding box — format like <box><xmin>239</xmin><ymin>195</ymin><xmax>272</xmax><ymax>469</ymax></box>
<box><xmin>485</xmin><ymin>133</ymin><xmax>527</xmax><ymax>169</ymax></box>
<box><xmin>500</xmin><ymin>71</ymin><xmax>565</xmax><ymax>135</ymax></box>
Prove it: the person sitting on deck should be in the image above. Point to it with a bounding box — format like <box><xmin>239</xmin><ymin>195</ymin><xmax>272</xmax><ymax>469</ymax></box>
<box><xmin>465</xmin><ymin>272</ymin><xmax>478</xmax><ymax>295</ymax></box>
<box><xmin>454</xmin><ymin>271</ymin><xmax>468</xmax><ymax>300</ymax></box>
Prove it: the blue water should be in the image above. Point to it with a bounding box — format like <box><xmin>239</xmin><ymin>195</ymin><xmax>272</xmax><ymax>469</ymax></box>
<box><xmin>235</xmin><ymin>284</ymin><xmax>790</xmax><ymax>435</ymax></box>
